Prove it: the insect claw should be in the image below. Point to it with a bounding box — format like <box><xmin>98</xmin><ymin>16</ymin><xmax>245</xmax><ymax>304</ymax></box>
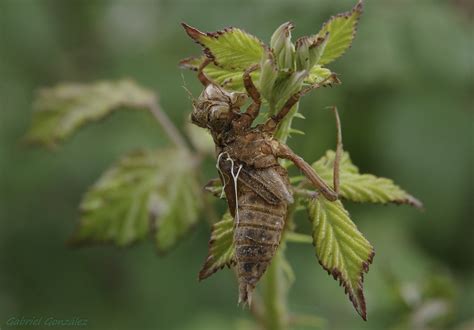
<box><xmin>238</xmin><ymin>283</ymin><xmax>254</xmax><ymax>307</ymax></box>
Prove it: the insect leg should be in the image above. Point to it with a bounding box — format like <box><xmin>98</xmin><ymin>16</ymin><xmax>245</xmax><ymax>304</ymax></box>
<box><xmin>275</xmin><ymin>142</ymin><xmax>338</xmax><ymax>201</ymax></box>
<box><xmin>197</xmin><ymin>57</ymin><xmax>213</xmax><ymax>87</ymax></box>
<box><xmin>264</xmin><ymin>92</ymin><xmax>301</xmax><ymax>131</ymax></box>
<box><xmin>243</xmin><ymin>64</ymin><xmax>261</xmax><ymax>105</ymax></box>
<box><xmin>238</xmin><ymin>64</ymin><xmax>261</xmax><ymax>128</ymax></box>
<box><xmin>331</xmin><ymin>106</ymin><xmax>343</xmax><ymax>195</ymax></box>
<box><xmin>264</xmin><ymin>73</ymin><xmax>339</xmax><ymax>132</ymax></box>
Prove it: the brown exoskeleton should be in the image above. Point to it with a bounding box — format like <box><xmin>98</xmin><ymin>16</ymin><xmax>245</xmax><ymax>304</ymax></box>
<box><xmin>191</xmin><ymin>58</ymin><xmax>342</xmax><ymax>305</ymax></box>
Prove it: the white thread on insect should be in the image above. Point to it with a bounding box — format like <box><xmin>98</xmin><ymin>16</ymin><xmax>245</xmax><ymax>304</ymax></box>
<box><xmin>216</xmin><ymin>152</ymin><xmax>243</xmax><ymax>224</ymax></box>
<box><xmin>216</xmin><ymin>152</ymin><xmax>227</xmax><ymax>199</ymax></box>
<box><xmin>228</xmin><ymin>156</ymin><xmax>243</xmax><ymax>224</ymax></box>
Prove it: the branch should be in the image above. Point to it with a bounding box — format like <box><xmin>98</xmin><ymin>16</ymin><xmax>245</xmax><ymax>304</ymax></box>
<box><xmin>262</xmin><ymin>249</ymin><xmax>289</xmax><ymax>330</ymax></box>
<box><xmin>147</xmin><ymin>100</ymin><xmax>190</xmax><ymax>151</ymax></box>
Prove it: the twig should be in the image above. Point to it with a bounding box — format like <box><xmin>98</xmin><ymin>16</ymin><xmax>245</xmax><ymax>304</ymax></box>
<box><xmin>147</xmin><ymin>100</ymin><xmax>190</xmax><ymax>151</ymax></box>
<box><xmin>262</xmin><ymin>249</ymin><xmax>288</xmax><ymax>330</ymax></box>
<box><xmin>293</xmin><ymin>188</ymin><xmax>318</xmax><ymax>199</ymax></box>
<box><xmin>285</xmin><ymin>232</ymin><xmax>313</xmax><ymax>244</ymax></box>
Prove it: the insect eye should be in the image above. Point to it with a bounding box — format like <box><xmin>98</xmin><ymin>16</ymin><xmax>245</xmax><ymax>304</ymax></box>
<box><xmin>190</xmin><ymin>112</ymin><xmax>207</xmax><ymax>128</ymax></box>
<box><xmin>230</xmin><ymin>92</ymin><xmax>248</xmax><ymax>107</ymax></box>
<box><xmin>209</xmin><ymin>104</ymin><xmax>229</xmax><ymax>119</ymax></box>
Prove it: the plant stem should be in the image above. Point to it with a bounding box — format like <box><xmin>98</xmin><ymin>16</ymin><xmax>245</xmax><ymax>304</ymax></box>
<box><xmin>262</xmin><ymin>247</ymin><xmax>289</xmax><ymax>330</ymax></box>
<box><xmin>285</xmin><ymin>231</ymin><xmax>313</xmax><ymax>244</ymax></box>
<box><xmin>148</xmin><ymin>100</ymin><xmax>190</xmax><ymax>151</ymax></box>
<box><xmin>274</xmin><ymin>104</ymin><xmax>299</xmax><ymax>143</ymax></box>
<box><xmin>259</xmin><ymin>102</ymin><xmax>301</xmax><ymax>330</ymax></box>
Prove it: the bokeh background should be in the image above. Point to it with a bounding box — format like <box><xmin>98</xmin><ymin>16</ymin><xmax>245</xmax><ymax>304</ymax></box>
<box><xmin>1</xmin><ymin>0</ymin><xmax>472</xmax><ymax>329</ymax></box>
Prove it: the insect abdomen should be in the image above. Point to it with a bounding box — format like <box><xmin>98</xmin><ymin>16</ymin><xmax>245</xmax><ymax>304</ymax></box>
<box><xmin>234</xmin><ymin>187</ymin><xmax>287</xmax><ymax>304</ymax></box>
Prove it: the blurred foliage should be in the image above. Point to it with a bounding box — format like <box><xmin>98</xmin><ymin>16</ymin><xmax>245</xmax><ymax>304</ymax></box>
<box><xmin>24</xmin><ymin>80</ymin><xmax>155</xmax><ymax>148</ymax></box>
<box><xmin>71</xmin><ymin>148</ymin><xmax>202</xmax><ymax>252</ymax></box>
<box><xmin>0</xmin><ymin>0</ymin><xmax>472</xmax><ymax>329</ymax></box>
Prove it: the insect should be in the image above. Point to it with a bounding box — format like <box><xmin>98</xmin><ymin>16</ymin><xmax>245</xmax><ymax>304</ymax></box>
<box><xmin>191</xmin><ymin>58</ymin><xmax>342</xmax><ymax>305</ymax></box>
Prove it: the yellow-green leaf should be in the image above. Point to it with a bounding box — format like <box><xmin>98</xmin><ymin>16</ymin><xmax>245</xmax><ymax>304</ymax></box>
<box><xmin>316</xmin><ymin>0</ymin><xmax>363</xmax><ymax>65</ymax></box>
<box><xmin>304</xmin><ymin>65</ymin><xmax>340</xmax><ymax>86</ymax></box>
<box><xmin>312</xmin><ymin>150</ymin><xmax>422</xmax><ymax>208</ymax></box>
<box><xmin>198</xmin><ymin>211</ymin><xmax>235</xmax><ymax>280</ymax></box>
<box><xmin>25</xmin><ymin>79</ymin><xmax>155</xmax><ymax>148</ymax></box>
<box><xmin>182</xmin><ymin>23</ymin><xmax>264</xmax><ymax>70</ymax></box>
<box><xmin>70</xmin><ymin>148</ymin><xmax>202</xmax><ymax>252</ymax></box>
<box><xmin>179</xmin><ymin>56</ymin><xmax>259</xmax><ymax>92</ymax></box>
<box><xmin>308</xmin><ymin>197</ymin><xmax>374</xmax><ymax>320</ymax></box>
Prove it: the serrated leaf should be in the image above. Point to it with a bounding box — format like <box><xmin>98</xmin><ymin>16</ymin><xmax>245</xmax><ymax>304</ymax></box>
<box><xmin>317</xmin><ymin>0</ymin><xmax>363</xmax><ymax>65</ymax></box>
<box><xmin>313</xmin><ymin>150</ymin><xmax>359</xmax><ymax>174</ymax></box>
<box><xmin>71</xmin><ymin>148</ymin><xmax>202</xmax><ymax>252</ymax></box>
<box><xmin>312</xmin><ymin>150</ymin><xmax>423</xmax><ymax>208</ymax></box>
<box><xmin>182</xmin><ymin>23</ymin><xmax>264</xmax><ymax>70</ymax></box>
<box><xmin>308</xmin><ymin>197</ymin><xmax>374</xmax><ymax>320</ymax></box>
<box><xmin>199</xmin><ymin>211</ymin><xmax>235</xmax><ymax>280</ymax></box>
<box><xmin>304</xmin><ymin>65</ymin><xmax>340</xmax><ymax>86</ymax></box>
<box><xmin>179</xmin><ymin>56</ymin><xmax>259</xmax><ymax>92</ymax></box>
<box><xmin>25</xmin><ymin>79</ymin><xmax>155</xmax><ymax>148</ymax></box>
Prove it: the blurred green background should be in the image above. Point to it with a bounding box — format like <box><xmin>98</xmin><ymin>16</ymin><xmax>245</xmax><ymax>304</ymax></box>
<box><xmin>1</xmin><ymin>0</ymin><xmax>472</xmax><ymax>329</ymax></box>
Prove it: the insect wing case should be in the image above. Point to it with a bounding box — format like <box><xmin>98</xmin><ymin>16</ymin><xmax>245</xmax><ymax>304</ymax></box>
<box><xmin>217</xmin><ymin>156</ymin><xmax>293</xmax><ymax>304</ymax></box>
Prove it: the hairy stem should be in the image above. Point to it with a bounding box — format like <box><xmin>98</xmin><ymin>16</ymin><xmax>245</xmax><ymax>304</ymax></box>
<box><xmin>148</xmin><ymin>101</ymin><xmax>190</xmax><ymax>151</ymax></box>
<box><xmin>274</xmin><ymin>104</ymin><xmax>299</xmax><ymax>143</ymax></box>
<box><xmin>259</xmin><ymin>102</ymin><xmax>301</xmax><ymax>330</ymax></box>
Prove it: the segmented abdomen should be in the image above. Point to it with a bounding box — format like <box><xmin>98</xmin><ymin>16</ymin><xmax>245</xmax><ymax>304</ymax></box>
<box><xmin>234</xmin><ymin>185</ymin><xmax>287</xmax><ymax>305</ymax></box>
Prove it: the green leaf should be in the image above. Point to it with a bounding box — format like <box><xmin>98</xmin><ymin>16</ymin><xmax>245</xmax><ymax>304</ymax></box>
<box><xmin>25</xmin><ymin>79</ymin><xmax>155</xmax><ymax>148</ymax></box>
<box><xmin>295</xmin><ymin>33</ymin><xmax>328</xmax><ymax>71</ymax></box>
<box><xmin>304</xmin><ymin>65</ymin><xmax>340</xmax><ymax>86</ymax></box>
<box><xmin>270</xmin><ymin>70</ymin><xmax>308</xmax><ymax>113</ymax></box>
<box><xmin>312</xmin><ymin>150</ymin><xmax>423</xmax><ymax>208</ymax></box>
<box><xmin>182</xmin><ymin>23</ymin><xmax>264</xmax><ymax>70</ymax></box>
<box><xmin>70</xmin><ymin>148</ymin><xmax>202</xmax><ymax>252</ymax></box>
<box><xmin>179</xmin><ymin>56</ymin><xmax>259</xmax><ymax>92</ymax></box>
<box><xmin>270</xmin><ymin>22</ymin><xmax>296</xmax><ymax>70</ymax></box>
<box><xmin>198</xmin><ymin>211</ymin><xmax>235</xmax><ymax>280</ymax></box>
<box><xmin>316</xmin><ymin>0</ymin><xmax>363</xmax><ymax>65</ymax></box>
<box><xmin>308</xmin><ymin>197</ymin><xmax>374</xmax><ymax>320</ymax></box>
<box><xmin>258</xmin><ymin>48</ymin><xmax>279</xmax><ymax>101</ymax></box>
